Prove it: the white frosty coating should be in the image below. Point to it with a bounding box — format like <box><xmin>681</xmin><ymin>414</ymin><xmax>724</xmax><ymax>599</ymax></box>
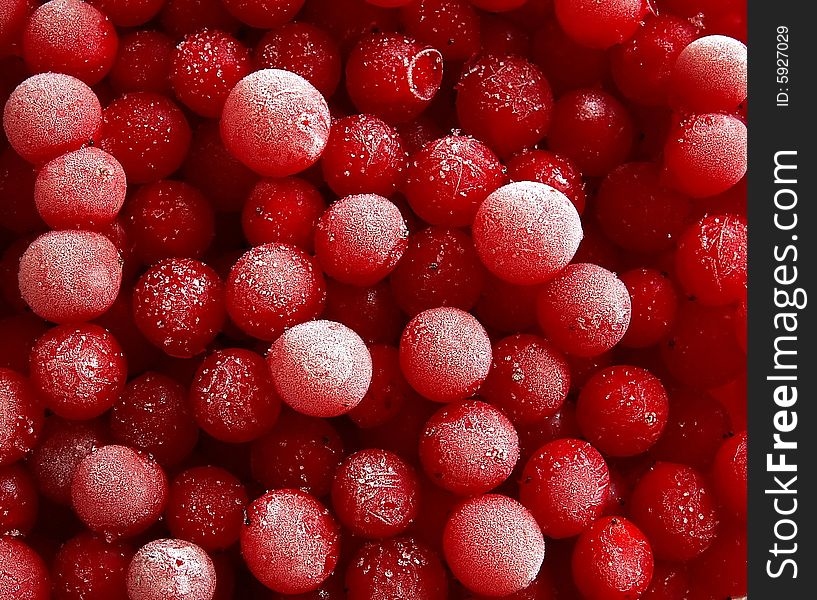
<box><xmin>473</xmin><ymin>181</ymin><xmax>583</xmax><ymax>285</ymax></box>
<box><xmin>2</xmin><ymin>72</ymin><xmax>101</xmax><ymax>164</ymax></box>
<box><xmin>268</xmin><ymin>320</ymin><xmax>372</xmax><ymax>418</ymax></box>
<box><xmin>34</xmin><ymin>146</ymin><xmax>126</xmax><ymax>228</ymax></box>
<box><xmin>220</xmin><ymin>68</ymin><xmax>330</xmax><ymax>177</ymax></box>
<box><xmin>348</xmin><ymin>537</ymin><xmax>444</xmax><ymax>598</ymax></box>
<box><xmin>0</xmin><ymin>538</ymin><xmax>49</xmax><ymax>599</ymax></box>
<box><xmin>443</xmin><ymin>494</ymin><xmax>544</xmax><ymax>597</ymax></box>
<box><xmin>127</xmin><ymin>538</ymin><xmax>216</xmax><ymax>600</ymax></box>
<box><xmin>18</xmin><ymin>230</ymin><xmax>122</xmax><ymax>324</ymax></box>
<box><xmin>315</xmin><ymin>193</ymin><xmax>408</xmax><ymax>286</ymax></box>
<box><xmin>399</xmin><ymin>306</ymin><xmax>492</xmax><ymax>402</ymax></box>
<box><xmin>672</xmin><ymin>35</ymin><xmax>748</xmax><ymax>110</ymax></box>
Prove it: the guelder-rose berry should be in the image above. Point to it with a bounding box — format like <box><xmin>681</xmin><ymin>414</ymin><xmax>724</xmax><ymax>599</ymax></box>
<box><xmin>71</xmin><ymin>445</ymin><xmax>168</xmax><ymax>539</ymax></box>
<box><xmin>109</xmin><ymin>30</ymin><xmax>175</xmax><ymax>95</ymax></box>
<box><xmin>267</xmin><ymin>320</ymin><xmax>372</xmax><ymax>417</ymax></box>
<box><xmin>314</xmin><ymin>194</ymin><xmax>409</xmax><ymax>286</ymax></box>
<box><xmin>0</xmin><ymin>463</ymin><xmax>38</xmax><ymax>535</ymax></box>
<box><xmin>52</xmin><ymin>532</ymin><xmax>133</xmax><ymax>600</ymax></box>
<box><xmin>159</xmin><ymin>0</ymin><xmax>241</xmax><ymax>39</ymax></box>
<box><xmin>554</xmin><ymin>0</ymin><xmax>647</xmax><ymax>49</ymax></box>
<box><xmin>670</xmin><ymin>35</ymin><xmax>748</xmax><ymax>112</ymax></box>
<box><xmin>519</xmin><ymin>438</ymin><xmax>609</xmax><ymax>538</ymax></box>
<box><xmin>443</xmin><ymin>494</ymin><xmax>545</xmax><ymax>597</ymax></box>
<box><xmin>456</xmin><ymin>54</ymin><xmax>553</xmax><ymax>157</ymax></box>
<box><xmin>348</xmin><ymin>345</ymin><xmax>416</xmax><ymax>428</ymax></box>
<box><xmin>472</xmin><ymin>181</ymin><xmax>582</xmax><ymax>285</ymax></box>
<box><xmin>419</xmin><ymin>399</ymin><xmax>519</xmax><ymax>495</ymax></box>
<box><xmin>222</xmin><ymin>0</ymin><xmax>305</xmax><ymax>28</ymax></box>
<box><xmin>220</xmin><ymin>69</ymin><xmax>331</xmax><ymax>177</ymax></box>
<box><xmin>619</xmin><ymin>268</ymin><xmax>678</xmax><ymax>349</ymax></box>
<box><xmin>127</xmin><ymin>538</ymin><xmax>217</xmax><ymax>600</ymax></box>
<box><xmin>241</xmin><ymin>489</ymin><xmax>340</xmax><ymax>595</ymax></box>
<box><xmin>711</xmin><ymin>431</ymin><xmax>747</xmax><ymax>520</ymax></box>
<box><xmin>401</xmin><ymin>0</ymin><xmax>480</xmax><ymax>61</ymax></box>
<box><xmin>0</xmin><ymin>537</ymin><xmax>51</xmax><ymax>600</ymax></box>
<box><xmin>506</xmin><ymin>148</ymin><xmax>586</xmax><ymax>214</ymax></box>
<box><xmin>87</xmin><ymin>0</ymin><xmax>166</xmax><ymax>27</ymax></box>
<box><xmin>537</xmin><ymin>263</ymin><xmax>632</xmax><ymax>357</ymax></box>
<box><xmin>571</xmin><ymin>516</ymin><xmax>654</xmax><ymax>600</ymax></box>
<box><xmin>3</xmin><ymin>73</ymin><xmax>101</xmax><ymax>165</ymax></box>
<box><xmin>399</xmin><ymin>307</ymin><xmax>492</xmax><ymax>403</ymax></box>
<box><xmin>225</xmin><ymin>243</ymin><xmax>326</xmax><ymax>341</ymax></box>
<box><xmin>18</xmin><ymin>230</ymin><xmax>122</xmax><ymax>324</ymax></box>
<box><xmin>241</xmin><ymin>177</ymin><xmax>325</xmax><ymax>250</ymax></box>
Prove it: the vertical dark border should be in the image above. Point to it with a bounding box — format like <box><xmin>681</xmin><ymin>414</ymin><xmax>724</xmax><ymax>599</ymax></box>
<box><xmin>748</xmin><ymin>1</ymin><xmax>815</xmax><ymax>596</ymax></box>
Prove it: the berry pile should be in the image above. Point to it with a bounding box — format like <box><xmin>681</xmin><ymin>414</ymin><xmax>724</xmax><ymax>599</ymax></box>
<box><xmin>0</xmin><ymin>1</ymin><xmax>747</xmax><ymax>599</ymax></box>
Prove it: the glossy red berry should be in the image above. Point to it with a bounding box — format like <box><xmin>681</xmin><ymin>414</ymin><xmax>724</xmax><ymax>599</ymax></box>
<box><xmin>0</xmin><ymin>463</ymin><xmax>37</xmax><ymax>535</ymax></box>
<box><xmin>554</xmin><ymin>0</ymin><xmax>647</xmax><ymax>49</ymax></box>
<box><xmin>711</xmin><ymin>431</ymin><xmax>747</xmax><ymax>520</ymax></box>
<box><xmin>506</xmin><ymin>149</ymin><xmax>586</xmax><ymax>214</ymax></box>
<box><xmin>670</xmin><ymin>35</ymin><xmax>748</xmax><ymax>112</ymax></box>
<box><xmin>444</xmin><ymin>494</ymin><xmax>545</xmax><ymax>597</ymax></box>
<box><xmin>29</xmin><ymin>323</ymin><xmax>126</xmax><ymax>419</ymax></box>
<box><xmin>222</xmin><ymin>0</ymin><xmax>305</xmax><ymax>28</ymax></box>
<box><xmin>0</xmin><ymin>537</ymin><xmax>51</xmax><ymax>600</ymax></box>
<box><xmin>688</xmin><ymin>524</ymin><xmax>746</xmax><ymax>600</ymax></box>
<box><xmin>52</xmin><ymin>532</ymin><xmax>133</xmax><ymax>600</ymax></box>
<box><xmin>571</xmin><ymin>516</ymin><xmax>654</xmax><ymax>600</ymax></box>
<box><xmin>127</xmin><ymin>538</ymin><xmax>216</xmax><ymax>600</ymax></box>
<box><xmin>399</xmin><ymin>307</ymin><xmax>492</xmax><ymax>403</ymax></box>
<box><xmin>401</xmin><ymin>0</ymin><xmax>480</xmax><ymax>61</ymax></box>
<box><xmin>619</xmin><ymin>268</ymin><xmax>678</xmax><ymax>348</ymax></box>
<box><xmin>241</xmin><ymin>489</ymin><xmax>340</xmax><ymax>595</ymax></box>
<box><xmin>159</xmin><ymin>0</ymin><xmax>241</xmax><ymax>38</ymax></box>
<box><xmin>520</xmin><ymin>438</ymin><xmax>609</xmax><ymax>538</ymax></box>
<box><xmin>109</xmin><ymin>30</ymin><xmax>175</xmax><ymax>95</ymax></box>
<box><xmin>87</xmin><ymin>0</ymin><xmax>165</xmax><ymax>26</ymax></box>
<box><xmin>190</xmin><ymin>348</ymin><xmax>282</xmax><ymax>443</ymax></box>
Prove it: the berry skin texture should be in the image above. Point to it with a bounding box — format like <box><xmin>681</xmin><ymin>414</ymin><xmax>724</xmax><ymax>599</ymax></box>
<box><xmin>190</xmin><ymin>348</ymin><xmax>282</xmax><ymax>443</ymax></box>
<box><xmin>52</xmin><ymin>532</ymin><xmax>133</xmax><ymax>600</ymax></box>
<box><xmin>3</xmin><ymin>73</ymin><xmax>101</xmax><ymax>165</ymax></box>
<box><xmin>267</xmin><ymin>320</ymin><xmax>372</xmax><ymax>418</ymax></box>
<box><xmin>576</xmin><ymin>366</ymin><xmax>670</xmax><ymax>457</ymax></box>
<box><xmin>675</xmin><ymin>214</ymin><xmax>747</xmax><ymax>306</ymax></box>
<box><xmin>506</xmin><ymin>149</ymin><xmax>586</xmax><ymax>215</ymax></box>
<box><xmin>419</xmin><ymin>399</ymin><xmax>520</xmax><ymax>496</ymax></box>
<box><xmin>670</xmin><ymin>35</ymin><xmax>748</xmax><ymax>112</ymax></box>
<box><xmin>555</xmin><ymin>0</ymin><xmax>647</xmax><ymax>49</ymax></box>
<box><xmin>34</xmin><ymin>147</ymin><xmax>127</xmax><ymax>230</ymax></box>
<box><xmin>29</xmin><ymin>323</ymin><xmax>126</xmax><ymax>420</ymax></box>
<box><xmin>346</xmin><ymin>537</ymin><xmax>448</xmax><ymax>600</ymax></box>
<box><xmin>241</xmin><ymin>489</ymin><xmax>340</xmax><ymax>595</ymax></box>
<box><xmin>225</xmin><ymin>243</ymin><xmax>326</xmax><ymax>342</ymax></box>
<box><xmin>109</xmin><ymin>30</ymin><xmax>175</xmax><ymax>95</ymax></box>
<box><xmin>663</xmin><ymin>113</ymin><xmax>747</xmax><ymax>198</ymax></box>
<box><xmin>71</xmin><ymin>445</ymin><xmax>168</xmax><ymax>540</ymax></box>
<box><xmin>443</xmin><ymin>494</ymin><xmax>545</xmax><ymax>597</ymax></box>
<box><xmin>456</xmin><ymin>54</ymin><xmax>553</xmax><ymax>157</ymax></box>
<box><xmin>403</xmin><ymin>135</ymin><xmax>506</xmax><ymax>227</ymax></box>
<box><xmin>132</xmin><ymin>259</ymin><xmax>226</xmax><ymax>359</ymax></box>
<box><xmin>0</xmin><ymin>537</ymin><xmax>51</xmax><ymax>600</ymax></box>
<box><xmin>519</xmin><ymin>438</ymin><xmax>609</xmax><ymax>538</ymax></box>
<box><xmin>619</xmin><ymin>268</ymin><xmax>678</xmax><ymax>349</ymax></box>
<box><xmin>315</xmin><ymin>194</ymin><xmax>409</xmax><ymax>286</ymax></box>
<box><xmin>0</xmin><ymin>463</ymin><xmax>38</xmax><ymax>535</ymax></box>
<box><xmin>629</xmin><ymin>462</ymin><xmax>720</xmax><ymax>562</ymax></box>
<box><xmin>711</xmin><ymin>431</ymin><xmax>747</xmax><ymax>520</ymax></box>
<box><xmin>23</xmin><ymin>0</ymin><xmax>118</xmax><ymax>86</ymax></box>
<box><xmin>482</xmin><ymin>334</ymin><xmax>571</xmax><ymax>425</ymax></box>
<box><xmin>170</xmin><ymin>29</ymin><xmax>252</xmax><ymax>118</ymax></box>
<box><xmin>86</xmin><ymin>0</ymin><xmax>166</xmax><ymax>27</ymax></box>
<box><xmin>166</xmin><ymin>466</ymin><xmax>249</xmax><ymax>551</ymax></box>
<box><xmin>331</xmin><ymin>448</ymin><xmax>420</xmax><ymax>538</ymax></box>
<box><xmin>127</xmin><ymin>538</ymin><xmax>217</xmax><ymax>600</ymax></box>
<box><xmin>18</xmin><ymin>230</ymin><xmax>122</xmax><ymax>324</ymax></box>
<box><xmin>399</xmin><ymin>307</ymin><xmax>492</xmax><ymax>403</ymax></box>
<box><xmin>222</xmin><ymin>0</ymin><xmax>305</xmax><ymax>28</ymax></box>
<box><xmin>220</xmin><ymin>69</ymin><xmax>330</xmax><ymax>177</ymax></box>
<box><xmin>401</xmin><ymin>0</ymin><xmax>481</xmax><ymax>61</ymax></box>
<box><xmin>571</xmin><ymin>516</ymin><xmax>654</xmax><ymax>600</ymax></box>
<box><xmin>537</xmin><ymin>263</ymin><xmax>632</xmax><ymax>357</ymax></box>
<box><xmin>472</xmin><ymin>181</ymin><xmax>583</xmax><ymax>285</ymax></box>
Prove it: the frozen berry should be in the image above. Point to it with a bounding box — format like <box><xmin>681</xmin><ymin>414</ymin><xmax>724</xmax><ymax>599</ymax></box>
<box><xmin>619</xmin><ymin>268</ymin><xmax>678</xmax><ymax>348</ymax></box>
<box><xmin>554</xmin><ymin>0</ymin><xmax>647</xmax><ymax>49</ymax></box>
<box><xmin>222</xmin><ymin>0</ymin><xmax>305</xmax><ymax>28</ymax></box>
<box><xmin>401</xmin><ymin>0</ymin><xmax>480</xmax><ymax>61</ymax></box>
<box><xmin>127</xmin><ymin>538</ymin><xmax>216</xmax><ymax>600</ymax></box>
<box><xmin>670</xmin><ymin>35</ymin><xmax>747</xmax><ymax>112</ymax></box>
<box><xmin>0</xmin><ymin>463</ymin><xmax>37</xmax><ymax>535</ymax></box>
<box><xmin>52</xmin><ymin>532</ymin><xmax>133</xmax><ymax>600</ymax></box>
<box><xmin>109</xmin><ymin>30</ymin><xmax>175</xmax><ymax>95</ymax></box>
<box><xmin>711</xmin><ymin>431</ymin><xmax>747</xmax><ymax>520</ymax></box>
<box><xmin>0</xmin><ymin>537</ymin><xmax>50</xmax><ymax>600</ymax></box>
<box><xmin>160</xmin><ymin>0</ymin><xmax>241</xmax><ymax>39</ymax></box>
<box><xmin>506</xmin><ymin>149</ymin><xmax>586</xmax><ymax>214</ymax></box>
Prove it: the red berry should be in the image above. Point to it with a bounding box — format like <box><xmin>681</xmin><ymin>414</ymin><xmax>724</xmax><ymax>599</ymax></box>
<box><xmin>166</xmin><ymin>466</ymin><xmax>249</xmax><ymax>551</ymax></box>
<box><xmin>554</xmin><ymin>0</ymin><xmax>647</xmax><ymax>49</ymax></box>
<box><xmin>71</xmin><ymin>444</ymin><xmax>168</xmax><ymax>539</ymax></box>
<box><xmin>221</xmin><ymin>69</ymin><xmax>330</xmax><ymax>177</ymax></box>
<box><xmin>420</xmin><ymin>399</ymin><xmax>519</xmax><ymax>495</ymax></box>
<box><xmin>109</xmin><ymin>30</ymin><xmax>175</xmax><ymax>95</ymax></box>
<box><xmin>0</xmin><ymin>537</ymin><xmax>50</xmax><ymax>600</ymax></box>
<box><xmin>347</xmin><ymin>345</ymin><xmax>415</xmax><ymax>428</ymax></box>
<box><xmin>241</xmin><ymin>177</ymin><xmax>324</xmax><ymax>251</ymax></box>
<box><xmin>0</xmin><ymin>463</ymin><xmax>37</xmax><ymax>535</ymax></box>
<box><xmin>87</xmin><ymin>0</ymin><xmax>165</xmax><ymax>26</ymax></box>
<box><xmin>537</xmin><ymin>263</ymin><xmax>632</xmax><ymax>357</ymax></box>
<box><xmin>331</xmin><ymin>448</ymin><xmax>420</xmax><ymax>538</ymax></box>
<box><xmin>473</xmin><ymin>182</ymin><xmax>582</xmax><ymax>285</ymax></box>
<box><xmin>323</xmin><ymin>280</ymin><xmax>405</xmax><ymax>346</ymax></box>
<box><xmin>127</xmin><ymin>538</ymin><xmax>216</xmax><ymax>600</ymax></box>
<box><xmin>520</xmin><ymin>438</ymin><xmax>609</xmax><ymax>538</ymax></box>
<box><xmin>190</xmin><ymin>348</ymin><xmax>282</xmax><ymax>443</ymax></box>
<box><xmin>506</xmin><ymin>149</ymin><xmax>586</xmax><ymax>214</ymax></box>
<box><xmin>222</xmin><ymin>0</ymin><xmax>305</xmax><ymax>28</ymax></box>
<box><xmin>314</xmin><ymin>194</ymin><xmax>409</xmax><ymax>286</ymax></box>
<box><xmin>399</xmin><ymin>307</ymin><xmax>492</xmax><ymax>403</ymax></box>
<box><xmin>688</xmin><ymin>524</ymin><xmax>746</xmax><ymax>600</ymax></box>
<box><xmin>619</xmin><ymin>268</ymin><xmax>678</xmax><ymax>348</ymax></box>
<box><xmin>482</xmin><ymin>334</ymin><xmax>570</xmax><ymax>426</ymax></box>
<box><xmin>267</xmin><ymin>320</ymin><xmax>372</xmax><ymax>417</ymax></box>
<box><xmin>3</xmin><ymin>73</ymin><xmax>101</xmax><ymax>165</ymax></box>
<box><xmin>18</xmin><ymin>230</ymin><xmax>122</xmax><ymax>324</ymax></box>
<box><xmin>346</xmin><ymin>33</ymin><xmax>444</xmax><ymax>123</ymax></box>
<box><xmin>629</xmin><ymin>462</ymin><xmax>720</xmax><ymax>561</ymax></box>
<box><xmin>133</xmin><ymin>258</ymin><xmax>225</xmax><ymax>358</ymax></box>
<box><xmin>23</xmin><ymin>0</ymin><xmax>118</xmax><ymax>86</ymax></box>
<box><xmin>100</xmin><ymin>92</ymin><xmax>192</xmax><ymax>184</ymax></box>
<box><xmin>670</xmin><ymin>35</ymin><xmax>747</xmax><ymax>112</ymax></box>
<box><xmin>456</xmin><ymin>54</ymin><xmax>553</xmax><ymax>157</ymax></box>
<box><xmin>241</xmin><ymin>489</ymin><xmax>340</xmax><ymax>595</ymax></box>
<box><xmin>346</xmin><ymin>537</ymin><xmax>448</xmax><ymax>600</ymax></box>
<box><xmin>402</xmin><ymin>0</ymin><xmax>480</xmax><ymax>61</ymax></box>
<box><xmin>444</xmin><ymin>494</ymin><xmax>545</xmax><ymax>597</ymax></box>
<box><xmin>571</xmin><ymin>516</ymin><xmax>654</xmax><ymax>600</ymax></box>
<box><xmin>29</xmin><ymin>323</ymin><xmax>126</xmax><ymax>419</ymax></box>
<box><xmin>711</xmin><ymin>431</ymin><xmax>747</xmax><ymax>520</ymax></box>
<box><xmin>160</xmin><ymin>0</ymin><xmax>240</xmax><ymax>39</ymax></box>
<box><xmin>52</xmin><ymin>532</ymin><xmax>133</xmax><ymax>600</ymax></box>
<box><xmin>225</xmin><ymin>243</ymin><xmax>326</xmax><ymax>341</ymax></box>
